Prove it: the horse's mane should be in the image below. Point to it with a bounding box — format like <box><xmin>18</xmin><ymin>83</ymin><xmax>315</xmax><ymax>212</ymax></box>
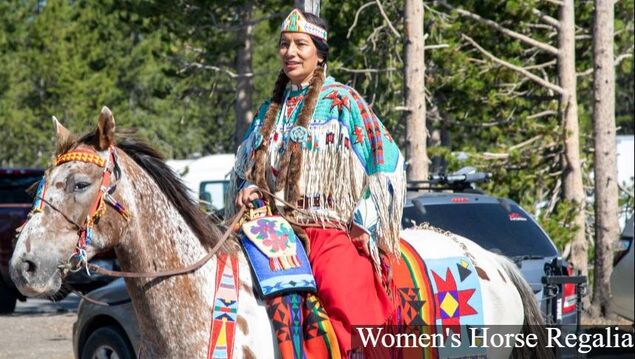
<box><xmin>62</xmin><ymin>129</ymin><xmax>235</xmax><ymax>253</ymax></box>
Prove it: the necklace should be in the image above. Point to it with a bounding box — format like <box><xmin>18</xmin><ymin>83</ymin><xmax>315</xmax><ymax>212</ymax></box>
<box><xmin>279</xmin><ymin>90</ymin><xmax>305</xmax><ymax>129</ymax></box>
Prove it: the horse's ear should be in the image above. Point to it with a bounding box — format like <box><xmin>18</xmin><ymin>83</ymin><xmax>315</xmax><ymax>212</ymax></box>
<box><xmin>52</xmin><ymin>116</ymin><xmax>75</xmax><ymax>154</ymax></box>
<box><xmin>96</xmin><ymin>106</ymin><xmax>116</xmax><ymax>150</ymax></box>
<box><xmin>52</xmin><ymin>116</ymin><xmax>71</xmax><ymax>143</ymax></box>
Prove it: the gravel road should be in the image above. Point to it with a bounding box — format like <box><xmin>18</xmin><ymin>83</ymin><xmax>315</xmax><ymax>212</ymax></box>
<box><xmin>0</xmin><ymin>295</ymin><xmax>79</xmax><ymax>359</ymax></box>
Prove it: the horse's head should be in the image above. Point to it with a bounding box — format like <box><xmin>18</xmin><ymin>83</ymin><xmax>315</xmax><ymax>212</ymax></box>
<box><xmin>10</xmin><ymin>107</ymin><xmax>128</xmax><ymax>297</ymax></box>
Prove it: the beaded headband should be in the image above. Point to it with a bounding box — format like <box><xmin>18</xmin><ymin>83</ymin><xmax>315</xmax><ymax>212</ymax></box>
<box><xmin>56</xmin><ymin>150</ymin><xmax>106</xmax><ymax>167</ymax></box>
<box><xmin>280</xmin><ymin>9</ymin><xmax>328</xmax><ymax>42</ymax></box>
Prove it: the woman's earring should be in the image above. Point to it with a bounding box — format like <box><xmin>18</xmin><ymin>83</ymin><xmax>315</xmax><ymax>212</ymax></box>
<box><xmin>323</xmin><ymin>63</ymin><xmax>327</xmax><ymax>78</ymax></box>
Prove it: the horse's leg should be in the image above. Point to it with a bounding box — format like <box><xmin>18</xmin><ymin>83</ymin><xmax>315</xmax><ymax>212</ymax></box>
<box><xmin>233</xmin><ymin>255</ymin><xmax>280</xmax><ymax>359</ymax></box>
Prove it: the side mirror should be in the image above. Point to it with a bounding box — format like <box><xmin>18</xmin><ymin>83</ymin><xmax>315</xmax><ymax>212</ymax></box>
<box><xmin>199</xmin><ymin>192</ymin><xmax>213</xmax><ymax>212</ymax></box>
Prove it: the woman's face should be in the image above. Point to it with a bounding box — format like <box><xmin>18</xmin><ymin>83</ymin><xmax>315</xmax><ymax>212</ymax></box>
<box><xmin>278</xmin><ymin>32</ymin><xmax>322</xmax><ymax>84</ymax></box>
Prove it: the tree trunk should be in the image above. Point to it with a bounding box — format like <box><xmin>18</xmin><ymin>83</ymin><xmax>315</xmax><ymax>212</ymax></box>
<box><xmin>295</xmin><ymin>0</ymin><xmax>320</xmax><ymax>16</ymax></box>
<box><xmin>558</xmin><ymin>0</ymin><xmax>587</xmax><ymax>285</ymax></box>
<box><xmin>591</xmin><ymin>0</ymin><xmax>618</xmax><ymax>318</ymax></box>
<box><xmin>233</xmin><ymin>2</ymin><xmax>254</xmax><ymax>150</ymax></box>
<box><xmin>404</xmin><ymin>0</ymin><xmax>428</xmax><ymax>182</ymax></box>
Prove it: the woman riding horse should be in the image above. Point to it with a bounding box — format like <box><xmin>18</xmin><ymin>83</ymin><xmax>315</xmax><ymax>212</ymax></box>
<box><xmin>9</xmin><ymin>8</ymin><xmax>551</xmax><ymax>359</ymax></box>
<box><xmin>226</xmin><ymin>9</ymin><xmax>406</xmax><ymax>355</ymax></box>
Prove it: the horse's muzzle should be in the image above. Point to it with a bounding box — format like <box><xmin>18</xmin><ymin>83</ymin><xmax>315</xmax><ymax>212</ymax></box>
<box><xmin>10</xmin><ymin>252</ymin><xmax>62</xmax><ymax>297</ymax></box>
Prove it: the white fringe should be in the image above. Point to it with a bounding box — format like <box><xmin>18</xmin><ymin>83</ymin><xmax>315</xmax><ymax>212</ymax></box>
<box><xmin>366</xmin><ymin>166</ymin><xmax>406</xmax><ymax>256</ymax></box>
<box><xmin>225</xmin><ymin>131</ymin><xmax>258</xmax><ymax>219</ymax></box>
<box><xmin>227</xmin><ymin>119</ymin><xmax>406</xmax><ymax>263</ymax></box>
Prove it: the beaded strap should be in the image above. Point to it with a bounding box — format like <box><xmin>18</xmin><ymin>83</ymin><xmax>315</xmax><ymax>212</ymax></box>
<box><xmin>56</xmin><ymin>151</ymin><xmax>106</xmax><ymax>167</ymax></box>
<box><xmin>50</xmin><ymin>147</ymin><xmax>129</xmax><ymax>274</ymax></box>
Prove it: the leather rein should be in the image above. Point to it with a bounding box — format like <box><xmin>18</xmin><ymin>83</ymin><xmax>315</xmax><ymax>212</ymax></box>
<box><xmin>33</xmin><ymin>146</ymin><xmax>341</xmax><ymax>305</ymax></box>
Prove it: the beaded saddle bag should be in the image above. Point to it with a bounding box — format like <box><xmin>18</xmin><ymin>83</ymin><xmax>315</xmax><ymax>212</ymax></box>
<box><xmin>239</xmin><ymin>203</ymin><xmax>317</xmax><ymax>298</ymax></box>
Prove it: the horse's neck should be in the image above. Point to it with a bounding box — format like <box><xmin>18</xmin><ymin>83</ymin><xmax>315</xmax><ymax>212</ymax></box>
<box><xmin>114</xmin><ymin>159</ymin><xmax>218</xmax><ymax>355</ymax></box>
<box><xmin>113</xmin><ymin>159</ymin><xmax>276</xmax><ymax>357</ymax></box>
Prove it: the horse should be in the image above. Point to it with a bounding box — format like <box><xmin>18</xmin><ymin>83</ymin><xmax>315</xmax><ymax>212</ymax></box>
<box><xmin>10</xmin><ymin>107</ymin><xmax>550</xmax><ymax>358</ymax></box>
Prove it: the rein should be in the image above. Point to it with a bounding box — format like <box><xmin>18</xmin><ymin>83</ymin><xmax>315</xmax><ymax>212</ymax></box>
<box><xmin>75</xmin><ymin>206</ymin><xmax>245</xmax><ymax>307</ymax></box>
<box><xmin>87</xmin><ymin>206</ymin><xmax>245</xmax><ymax>278</ymax></box>
<box><xmin>34</xmin><ymin>146</ymin><xmax>339</xmax><ymax>305</ymax></box>
<box><xmin>84</xmin><ymin>186</ymin><xmax>337</xmax><ymax>281</ymax></box>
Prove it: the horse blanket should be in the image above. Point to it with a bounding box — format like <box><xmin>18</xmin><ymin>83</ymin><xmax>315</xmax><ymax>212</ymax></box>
<box><xmin>352</xmin><ymin>239</ymin><xmax>487</xmax><ymax>359</ymax></box>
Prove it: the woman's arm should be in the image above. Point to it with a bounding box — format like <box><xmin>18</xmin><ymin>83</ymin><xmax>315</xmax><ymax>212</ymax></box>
<box><xmin>334</xmin><ymin>86</ymin><xmax>406</xmax><ymax>267</ymax></box>
<box><xmin>225</xmin><ymin>101</ymin><xmax>271</xmax><ymax>216</ymax></box>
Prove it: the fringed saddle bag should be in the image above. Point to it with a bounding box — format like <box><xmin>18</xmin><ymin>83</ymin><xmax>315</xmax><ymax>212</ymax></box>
<box><xmin>239</xmin><ymin>204</ymin><xmax>317</xmax><ymax>298</ymax></box>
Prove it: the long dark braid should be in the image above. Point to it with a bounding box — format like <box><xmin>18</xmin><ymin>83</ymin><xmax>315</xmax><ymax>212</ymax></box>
<box><xmin>275</xmin><ymin>66</ymin><xmax>324</xmax><ymax>195</ymax></box>
<box><xmin>247</xmin><ymin>70</ymin><xmax>289</xmax><ymax>205</ymax></box>
<box><xmin>248</xmin><ymin>66</ymin><xmax>325</xmax><ymax>250</ymax></box>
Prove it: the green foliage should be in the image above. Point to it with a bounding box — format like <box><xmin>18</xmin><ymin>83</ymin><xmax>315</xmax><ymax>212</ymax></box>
<box><xmin>0</xmin><ymin>0</ymin><xmax>271</xmax><ymax>166</ymax></box>
<box><xmin>0</xmin><ymin>0</ymin><xmax>632</xmax><ymax>253</ymax></box>
<box><xmin>538</xmin><ymin>200</ymin><xmax>580</xmax><ymax>251</ymax></box>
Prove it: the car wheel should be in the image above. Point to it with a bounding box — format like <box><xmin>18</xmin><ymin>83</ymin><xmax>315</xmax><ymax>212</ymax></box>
<box><xmin>80</xmin><ymin>326</ymin><xmax>134</xmax><ymax>359</ymax></box>
<box><xmin>0</xmin><ymin>278</ymin><xmax>17</xmax><ymax>314</ymax></box>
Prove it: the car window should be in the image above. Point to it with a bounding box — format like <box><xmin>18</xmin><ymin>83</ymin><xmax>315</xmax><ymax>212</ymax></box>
<box><xmin>0</xmin><ymin>175</ymin><xmax>42</xmax><ymax>204</ymax></box>
<box><xmin>402</xmin><ymin>202</ymin><xmax>558</xmax><ymax>257</ymax></box>
<box><xmin>199</xmin><ymin>180</ymin><xmax>229</xmax><ymax>211</ymax></box>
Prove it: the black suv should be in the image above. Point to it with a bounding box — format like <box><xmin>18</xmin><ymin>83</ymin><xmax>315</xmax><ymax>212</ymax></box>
<box><xmin>402</xmin><ymin>168</ymin><xmax>586</xmax><ymax>328</ymax></box>
<box><xmin>0</xmin><ymin>168</ymin><xmax>43</xmax><ymax>313</ymax></box>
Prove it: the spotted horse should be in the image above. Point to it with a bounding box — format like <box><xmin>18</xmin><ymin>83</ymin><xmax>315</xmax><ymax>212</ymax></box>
<box><xmin>10</xmin><ymin>107</ymin><xmax>552</xmax><ymax>359</ymax></box>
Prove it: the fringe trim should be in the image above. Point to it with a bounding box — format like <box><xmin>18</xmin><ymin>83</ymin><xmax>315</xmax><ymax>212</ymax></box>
<box><xmin>362</xmin><ymin>161</ymin><xmax>406</xmax><ymax>278</ymax></box>
<box><xmin>269</xmin><ymin>255</ymin><xmax>301</xmax><ymax>271</ymax></box>
<box><xmin>225</xmin><ymin>135</ymin><xmax>258</xmax><ymax>219</ymax></box>
<box><xmin>285</xmin><ymin>120</ymin><xmax>364</xmax><ymax>226</ymax></box>
<box><xmin>366</xmin><ymin>168</ymin><xmax>406</xmax><ymax>257</ymax></box>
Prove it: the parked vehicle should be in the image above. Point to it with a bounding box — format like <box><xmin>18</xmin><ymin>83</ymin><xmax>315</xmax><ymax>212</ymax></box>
<box><xmin>73</xmin><ymin>279</ymin><xmax>138</xmax><ymax>359</ymax></box>
<box><xmin>609</xmin><ymin>216</ymin><xmax>634</xmax><ymax>321</ymax></box>
<box><xmin>0</xmin><ymin>168</ymin><xmax>43</xmax><ymax>313</ymax></box>
<box><xmin>403</xmin><ymin>168</ymin><xmax>585</xmax><ymax>328</ymax></box>
<box><xmin>199</xmin><ymin>179</ymin><xmax>230</xmax><ymax>214</ymax></box>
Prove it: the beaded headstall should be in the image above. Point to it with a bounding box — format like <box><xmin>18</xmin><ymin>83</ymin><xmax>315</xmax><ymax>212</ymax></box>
<box><xmin>33</xmin><ymin>146</ymin><xmax>130</xmax><ymax>273</ymax></box>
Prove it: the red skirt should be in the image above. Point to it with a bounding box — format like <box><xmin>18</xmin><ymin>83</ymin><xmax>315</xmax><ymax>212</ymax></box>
<box><xmin>306</xmin><ymin>227</ymin><xmax>393</xmax><ymax>357</ymax></box>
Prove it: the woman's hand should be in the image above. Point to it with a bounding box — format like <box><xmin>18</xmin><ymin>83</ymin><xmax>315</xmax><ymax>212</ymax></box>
<box><xmin>350</xmin><ymin>224</ymin><xmax>371</xmax><ymax>257</ymax></box>
<box><xmin>236</xmin><ymin>186</ymin><xmax>262</xmax><ymax>209</ymax></box>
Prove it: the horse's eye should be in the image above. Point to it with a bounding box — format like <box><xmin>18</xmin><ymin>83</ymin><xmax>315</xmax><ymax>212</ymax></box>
<box><xmin>73</xmin><ymin>182</ymin><xmax>91</xmax><ymax>192</ymax></box>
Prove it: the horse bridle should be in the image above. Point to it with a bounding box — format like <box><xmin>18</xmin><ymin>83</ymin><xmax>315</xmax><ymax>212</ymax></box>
<box><xmin>32</xmin><ymin>146</ymin><xmax>245</xmax><ymax>283</ymax></box>
<box><xmin>31</xmin><ymin>146</ymin><xmax>129</xmax><ymax>273</ymax></box>
<box><xmin>29</xmin><ymin>145</ymin><xmax>341</xmax><ymax>306</ymax></box>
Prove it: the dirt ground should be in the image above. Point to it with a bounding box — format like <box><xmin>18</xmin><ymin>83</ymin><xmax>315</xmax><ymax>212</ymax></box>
<box><xmin>1</xmin><ymin>295</ymin><xmax>632</xmax><ymax>359</ymax></box>
<box><xmin>0</xmin><ymin>296</ymin><xmax>78</xmax><ymax>359</ymax></box>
